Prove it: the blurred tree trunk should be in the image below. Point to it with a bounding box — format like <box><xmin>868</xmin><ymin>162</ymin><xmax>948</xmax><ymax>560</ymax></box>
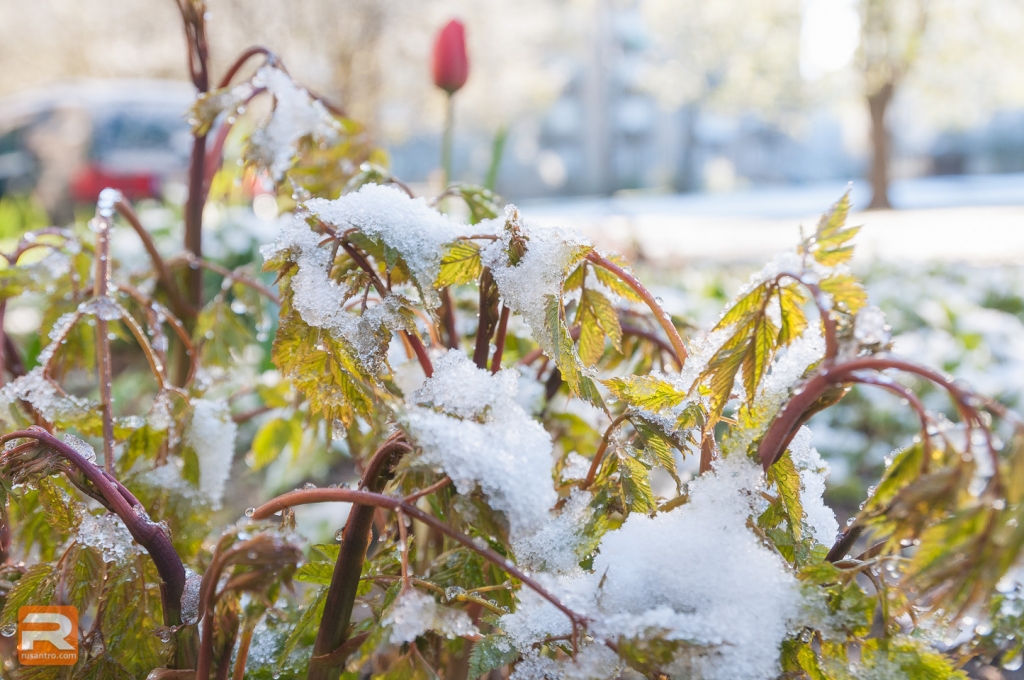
<box><xmin>867</xmin><ymin>81</ymin><xmax>894</xmax><ymax>210</ymax></box>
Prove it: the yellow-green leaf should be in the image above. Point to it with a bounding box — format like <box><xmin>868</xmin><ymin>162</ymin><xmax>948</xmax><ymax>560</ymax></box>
<box><xmin>436</xmin><ymin>241</ymin><xmax>483</xmax><ymax>287</ymax></box>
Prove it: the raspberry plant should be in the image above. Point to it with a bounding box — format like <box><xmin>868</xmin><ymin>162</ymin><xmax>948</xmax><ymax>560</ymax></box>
<box><xmin>2</xmin><ymin>3</ymin><xmax>1024</xmax><ymax>679</ymax></box>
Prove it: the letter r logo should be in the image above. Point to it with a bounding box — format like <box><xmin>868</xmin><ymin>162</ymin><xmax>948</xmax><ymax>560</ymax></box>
<box><xmin>17</xmin><ymin>606</ymin><xmax>78</xmax><ymax>666</ymax></box>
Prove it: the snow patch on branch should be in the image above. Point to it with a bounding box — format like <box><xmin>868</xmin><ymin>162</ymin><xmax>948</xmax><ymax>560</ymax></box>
<box><xmin>482</xmin><ymin>206</ymin><xmax>591</xmax><ymax>357</ymax></box>
<box><xmin>305</xmin><ymin>183</ymin><xmax>477</xmax><ymax>308</ymax></box>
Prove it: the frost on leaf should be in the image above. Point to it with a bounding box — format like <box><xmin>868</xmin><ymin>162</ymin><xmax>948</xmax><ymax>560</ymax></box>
<box><xmin>184</xmin><ymin>398</ymin><xmax>237</xmax><ymax>510</ymax></box>
<box><xmin>403</xmin><ymin>350</ymin><xmax>557</xmax><ymax>539</ymax></box>
<box><xmin>305</xmin><ymin>183</ymin><xmax>477</xmax><ymax>308</ymax></box>
<box><xmin>247</xmin><ymin>66</ymin><xmax>340</xmax><ymax>180</ymax></box>
<box><xmin>482</xmin><ymin>205</ymin><xmax>592</xmax><ymax>359</ymax></box>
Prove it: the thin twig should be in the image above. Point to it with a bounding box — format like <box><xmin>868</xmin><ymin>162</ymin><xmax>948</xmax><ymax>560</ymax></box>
<box><xmin>582</xmin><ymin>413</ymin><xmax>630</xmax><ymax>489</ymax></box>
<box><xmin>585</xmin><ymin>252</ymin><xmax>688</xmax><ymax>366</ymax></box>
<box><xmin>91</xmin><ymin>209</ymin><xmax>116</xmax><ymax>475</ymax></box>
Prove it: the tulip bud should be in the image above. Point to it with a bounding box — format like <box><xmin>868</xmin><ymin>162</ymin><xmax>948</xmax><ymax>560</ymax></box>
<box><xmin>432</xmin><ymin>19</ymin><xmax>469</xmax><ymax>94</ymax></box>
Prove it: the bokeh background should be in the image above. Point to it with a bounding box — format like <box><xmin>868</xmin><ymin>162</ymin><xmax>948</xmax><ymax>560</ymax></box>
<box><xmin>2</xmin><ymin>0</ymin><xmax>1024</xmax><ymax>525</ymax></box>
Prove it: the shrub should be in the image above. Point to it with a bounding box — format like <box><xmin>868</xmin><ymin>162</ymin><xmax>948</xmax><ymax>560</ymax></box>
<box><xmin>1</xmin><ymin>3</ymin><xmax>1023</xmax><ymax>679</ymax></box>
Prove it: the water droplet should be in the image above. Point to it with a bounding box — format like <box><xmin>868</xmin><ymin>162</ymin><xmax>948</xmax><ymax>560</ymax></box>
<box><xmin>1004</xmin><ymin>652</ymin><xmax>1024</xmax><ymax>671</ymax></box>
<box><xmin>303</xmin><ymin>482</ymin><xmax>317</xmax><ymax>490</ymax></box>
<box><xmin>245</xmin><ymin>507</ymin><xmax>256</xmax><ymax>517</ymax></box>
<box><xmin>335</xmin><ymin>528</ymin><xmax>345</xmax><ymax>542</ymax></box>
<box><xmin>0</xmin><ymin>623</ymin><xmax>16</xmax><ymax>637</ymax></box>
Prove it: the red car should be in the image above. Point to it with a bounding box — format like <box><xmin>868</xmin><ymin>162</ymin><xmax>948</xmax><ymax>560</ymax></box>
<box><xmin>0</xmin><ymin>80</ymin><xmax>194</xmax><ymax>223</ymax></box>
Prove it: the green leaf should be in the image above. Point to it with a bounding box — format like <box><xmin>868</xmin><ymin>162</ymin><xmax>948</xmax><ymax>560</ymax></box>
<box><xmin>278</xmin><ymin>588</ymin><xmax>327</xmax><ymax>673</ymax></box>
<box><xmin>809</xmin><ymin>191</ymin><xmax>860</xmax><ymax>267</ymax></box>
<box><xmin>618</xmin><ymin>452</ymin><xmax>656</xmax><ymax>514</ymax></box>
<box><xmin>295</xmin><ymin>560</ymin><xmax>335</xmax><ymax>585</ymax></box>
<box><xmin>767</xmin><ymin>451</ymin><xmax>803</xmax><ymax>541</ymax></box>
<box><xmin>252</xmin><ymin>417</ymin><xmax>294</xmax><ymax>470</ymax></box>
<box><xmin>819</xmin><ymin>273</ymin><xmax>867</xmax><ymax>315</ymax></box>
<box><xmin>0</xmin><ymin>563</ymin><xmax>56</xmax><ymax>629</ymax></box>
<box><xmin>603</xmin><ymin>374</ymin><xmax>685</xmax><ymax>412</ymax></box>
<box><xmin>468</xmin><ymin>635</ymin><xmax>519</xmax><ymax>677</ymax></box>
<box><xmin>778</xmin><ymin>284</ymin><xmax>809</xmax><ymax>346</ymax></box>
<box><xmin>544</xmin><ymin>295</ymin><xmax>604</xmax><ymax>410</ymax></box>
<box><xmin>594</xmin><ymin>263</ymin><xmax>643</xmax><ymax>303</ymax></box>
<box><xmin>436</xmin><ymin>241</ymin><xmax>483</xmax><ymax>288</ymax></box>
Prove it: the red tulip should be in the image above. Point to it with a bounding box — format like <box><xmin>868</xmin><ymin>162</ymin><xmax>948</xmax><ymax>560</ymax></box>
<box><xmin>432</xmin><ymin>19</ymin><xmax>469</xmax><ymax>94</ymax></box>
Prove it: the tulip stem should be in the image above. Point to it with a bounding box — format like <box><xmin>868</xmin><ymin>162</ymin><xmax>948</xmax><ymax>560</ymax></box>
<box><xmin>441</xmin><ymin>92</ymin><xmax>455</xmax><ymax>187</ymax></box>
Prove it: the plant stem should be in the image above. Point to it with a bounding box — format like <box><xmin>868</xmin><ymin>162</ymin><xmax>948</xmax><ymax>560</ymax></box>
<box><xmin>253</xmin><ymin>486</ymin><xmax>588</xmax><ymax>655</ymax></box>
<box><xmin>441</xmin><ymin>92</ymin><xmax>455</xmax><ymax>187</ymax></box>
<box><xmin>308</xmin><ymin>434</ymin><xmax>411</xmax><ymax>679</ymax></box>
<box><xmin>490</xmin><ymin>306</ymin><xmax>510</xmax><ymax>374</ymax></box>
<box><xmin>91</xmin><ymin>211</ymin><xmax>116</xmax><ymax>475</ymax></box>
<box><xmin>582</xmin><ymin>413</ymin><xmax>630</xmax><ymax>489</ymax></box>
<box><xmin>0</xmin><ymin>428</ymin><xmax>186</xmax><ymax>628</ymax></box>
<box><xmin>585</xmin><ymin>252</ymin><xmax>688</xmax><ymax>367</ymax></box>
<box><xmin>113</xmin><ymin>198</ymin><xmax>191</xmax><ymax>320</ymax></box>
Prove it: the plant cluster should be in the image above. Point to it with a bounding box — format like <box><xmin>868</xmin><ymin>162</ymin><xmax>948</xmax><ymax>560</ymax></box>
<box><xmin>2</xmin><ymin>3</ymin><xmax>1024</xmax><ymax>679</ymax></box>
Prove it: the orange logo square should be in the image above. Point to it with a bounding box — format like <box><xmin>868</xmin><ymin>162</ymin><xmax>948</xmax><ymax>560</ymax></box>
<box><xmin>17</xmin><ymin>606</ymin><xmax>78</xmax><ymax>666</ymax></box>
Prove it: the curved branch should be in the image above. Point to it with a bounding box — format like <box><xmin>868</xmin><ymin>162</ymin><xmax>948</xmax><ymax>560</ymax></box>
<box><xmin>0</xmin><ymin>428</ymin><xmax>186</xmax><ymax>625</ymax></box>
<box><xmin>113</xmin><ymin>198</ymin><xmax>191</xmax><ymax>320</ymax></box>
<box><xmin>582</xmin><ymin>413</ymin><xmax>630</xmax><ymax>489</ymax></box>
<box><xmin>308</xmin><ymin>434</ymin><xmax>411</xmax><ymax>678</ymax></box>
<box><xmin>585</xmin><ymin>252</ymin><xmax>688</xmax><ymax>366</ymax></box>
<box><xmin>254</xmin><ymin>494</ymin><xmax>587</xmax><ymax>664</ymax></box>
<box><xmin>217</xmin><ymin>46</ymin><xmax>278</xmax><ymax>89</ymax></box>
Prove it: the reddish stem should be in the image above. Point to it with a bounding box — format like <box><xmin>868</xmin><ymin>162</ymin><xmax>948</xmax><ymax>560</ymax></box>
<box><xmin>0</xmin><ymin>428</ymin><xmax>186</xmax><ymax>626</ymax></box>
<box><xmin>582</xmin><ymin>413</ymin><xmax>630</xmax><ymax>489</ymax></box>
<box><xmin>252</xmin><ymin>487</ymin><xmax>587</xmax><ymax>653</ymax></box>
<box><xmin>585</xmin><ymin>252</ymin><xmax>688</xmax><ymax>366</ymax></box>
<box><xmin>490</xmin><ymin>306</ymin><xmax>510</xmax><ymax>374</ymax></box>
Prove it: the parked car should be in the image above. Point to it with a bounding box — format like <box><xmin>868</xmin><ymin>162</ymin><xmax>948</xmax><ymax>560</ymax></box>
<box><xmin>0</xmin><ymin>80</ymin><xmax>194</xmax><ymax>223</ymax></box>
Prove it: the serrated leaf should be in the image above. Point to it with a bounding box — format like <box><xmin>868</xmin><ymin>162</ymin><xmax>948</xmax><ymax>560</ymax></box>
<box><xmin>593</xmin><ymin>264</ymin><xmax>643</xmax><ymax>303</ymax></box>
<box><xmin>544</xmin><ymin>295</ymin><xmax>604</xmax><ymax>410</ymax></box>
<box><xmin>742</xmin><ymin>314</ymin><xmax>777</xmax><ymax>399</ymax></box>
<box><xmin>468</xmin><ymin>635</ymin><xmax>519</xmax><ymax>677</ymax></box>
<box><xmin>767</xmin><ymin>451</ymin><xmax>803</xmax><ymax>541</ymax></box>
<box><xmin>1</xmin><ymin>563</ymin><xmax>55</xmax><ymax>629</ymax></box>
<box><xmin>810</xmin><ymin>192</ymin><xmax>862</xmax><ymax>267</ymax></box>
<box><xmin>716</xmin><ymin>283</ymin><xmax>770</xmax><ymax>330</ymax></box>
<box><xmin>278</xmin><ymin>588</ymin><xmax>327</xmax><ymax>673</ymax></box>
<box><xmin>603</xmin><ymin>374</ymin><xmax>685</xmax><ymax>412</ymax></box>
<box><xmin>436</xmin><ymin>241</ymin><xmax>482</xmax><ymax>288</ymax></box>
<box><xmin>778</xmin><ymin>284</ymin><xmax>809</xmax><ymax>346</ymax></box>
<box><xmin>819</xmin><ymin>273</ymin><xmax>867</xmax><ymax>315</ymax></box>
<box><xmin>618</xmin><ymin>452</ymin><xmax>656</xmax><ymax>514</ymax></box>
<box><xmin>295</xmin><ymin>560</ymin><xmax>335</xmax><ymax>585</ymax></box>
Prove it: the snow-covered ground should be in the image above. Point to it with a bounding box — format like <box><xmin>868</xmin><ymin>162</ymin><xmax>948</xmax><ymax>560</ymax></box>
<box><xmin>522</xmin><ymin>173</ymin><xmax>1024</xmax><ymax>264</ymax></box>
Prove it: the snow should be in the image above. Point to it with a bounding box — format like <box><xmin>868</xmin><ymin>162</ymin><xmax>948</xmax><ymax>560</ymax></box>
<box><xmin>384</xmin><ymin>588</ymin><xmax>477</xmax><ymax>644</ymax></box>
<box><xmin>482</xmin><ymin>205</ymin><xmax>592</xmax><ymax>357</ymax></box>
<box><xmin>512</xmin><ymin>489</ymin><xmax>594</xmax><ymax>573</ymax></box>
<box><xmin>61</xmin><ymin>433</ymin><xmax>97</xmax><ymax>465</ymax></box>
<box><xmin>854</xmin><ymin>305</ymin><xmax>890</xmax><ymax>346</ymax></box>
<box><xmin>184</xmin><ymin>399</ymin><xmax>237</xmax><ymax>510</ymax></box>
<box><xmin>260</xmin><ymin>201</ymin><xmax>419</xmax><ymax>370</ymax></box>
<box><xmin>0</xmin><ymin>367</ymin><xmax>93</xmax><ymax>425</ymax></box>
<box><xmin>180</xmin><ymin>567</ymin><xmax>202</xmax><ymax>625</ymax></box>
<box><xmin>77</xmin><ymin>511</ymin><xmax>141</xmax><ymax>564</ymax></box>
<box><xmin>502</xmin><ymin>455</ymin><xmax>804</xmax><ymax>680</ymax></box>
<box><xmin>787</xmin><ymin>427</ymin><xmax>840</xmax><ymax>547</ymax></box>
<box><xmin>402</xmin><ymin>350</ymin><xmax>557</xmax><ymax>539</ymax></box>
<box><xmin>248</xmin><ymin>66</ymin><xmax>339</xmax><ymax>180</ymax></box>
<box><xmin>304</xmin><ymin>183</ymin><xmax>476</xmax><ymax>308</ymax></box>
